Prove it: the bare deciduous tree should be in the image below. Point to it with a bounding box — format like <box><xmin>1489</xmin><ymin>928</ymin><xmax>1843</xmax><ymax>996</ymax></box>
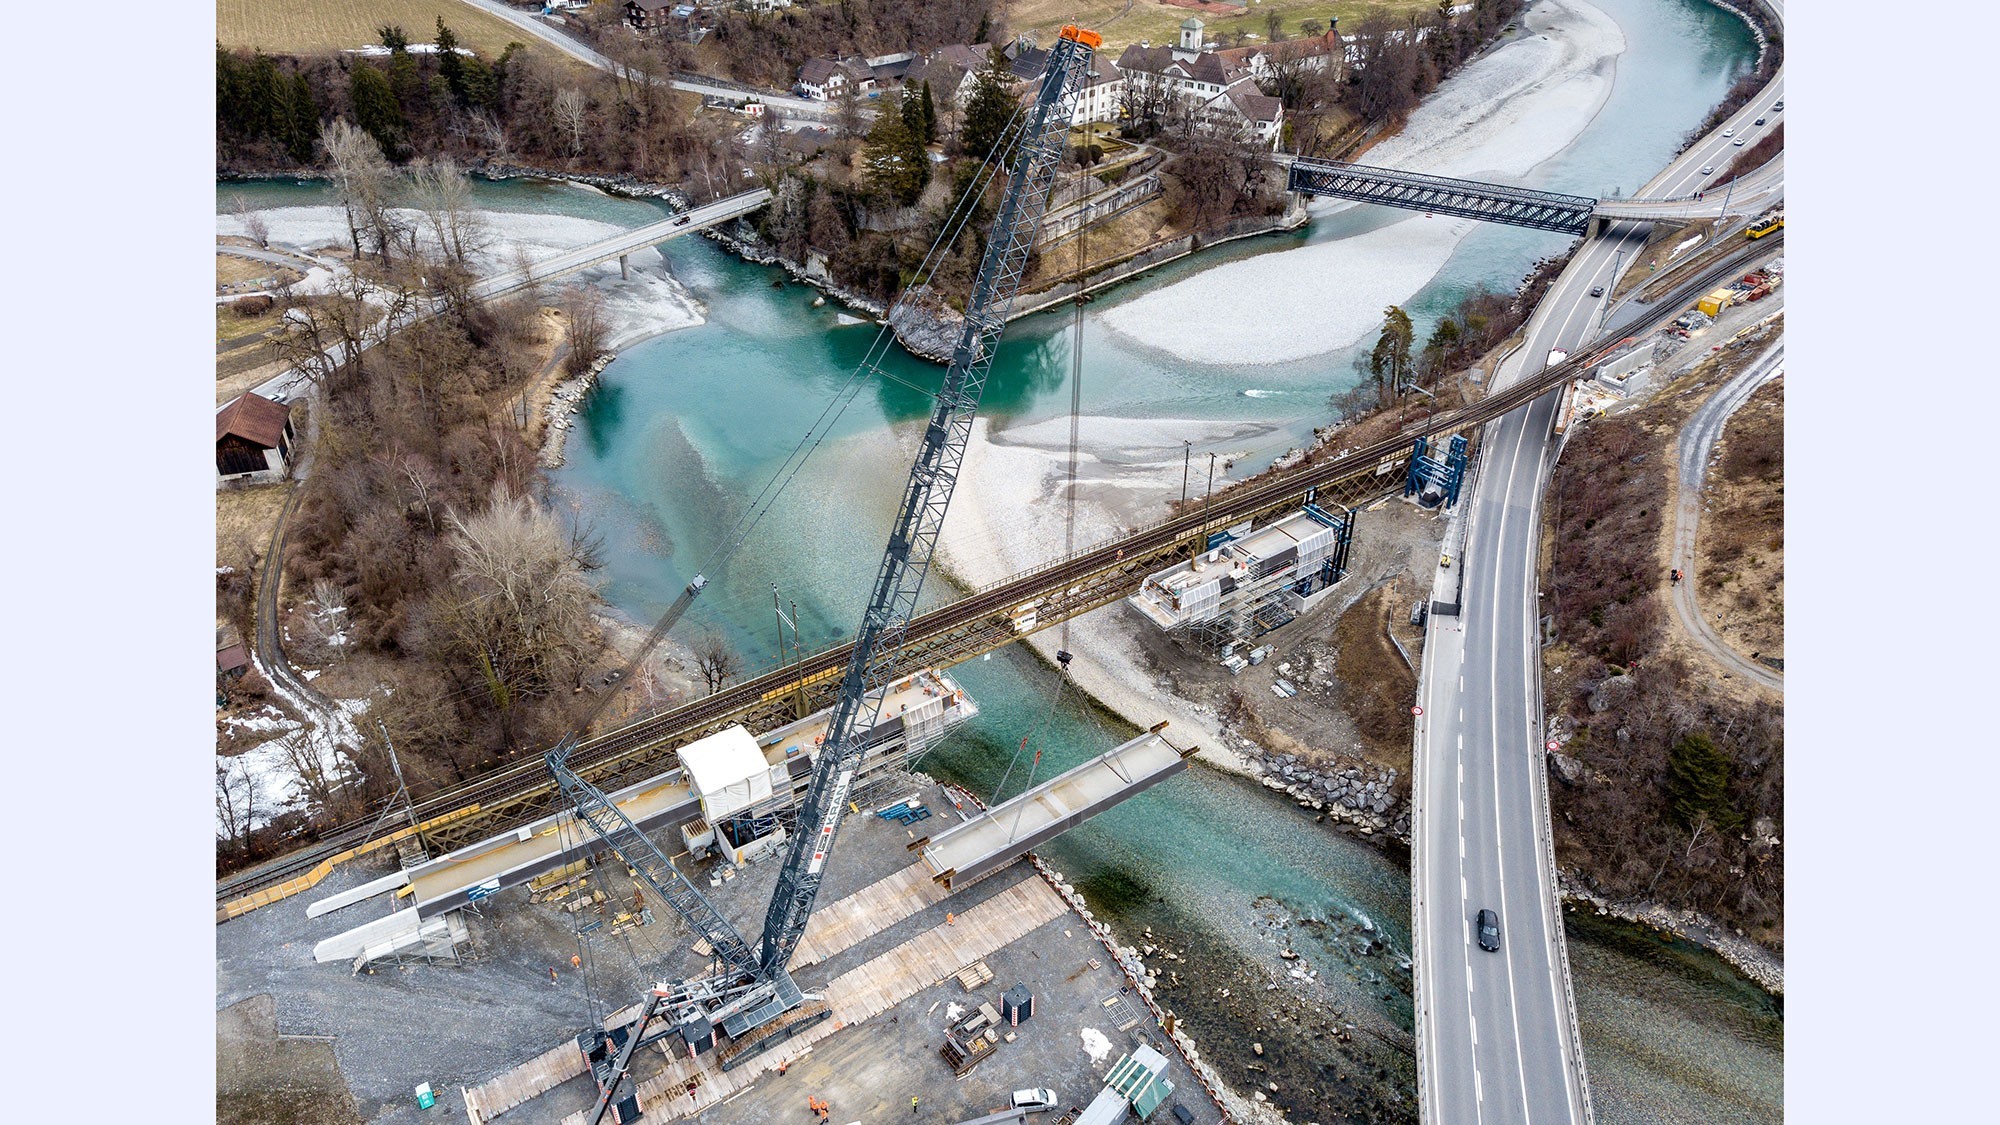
<box><xmin>216</xmin><ymin>760</ymin><xmax>261</xmax><ymax>855</ymax></box>
<box><xmin>409</xmin><ymin>155</ymin><xmax>484</xmax><ymax>268</ymax></box>
<box><xmin>232</xmin><ymin>193</ymin><xmax>271</xmax><ymax>250</ymax></box>
<box><xmin>432</xmin><ymin>487</ymin><xmax>601</xmax><ymax>739</ymax></box>
<box><xmin>281</xmin><ymin>728</ymin><xmax>341</xmax><ymax>812</ymax></box>
<box><xmin>693</xmin><ymin>630</ymin><xmax>742</xmax><ymax>695</ymax></box>
<box><xmin>552</xmin><ymin>88</ymin><xmax>590</xmax><ymax>160</ymax></box>
<box><xmin>561</xmin><ymin>284</ymin><xmax>609</xmax><ymax>378</ymax></box>
<box><xmin>321</xmin><ymin>119</ymin><xmax>403</xmax><ymax>263</ymax></box>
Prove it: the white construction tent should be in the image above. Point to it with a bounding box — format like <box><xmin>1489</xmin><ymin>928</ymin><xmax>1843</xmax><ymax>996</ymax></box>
<box><xmin>680</xmin><ymin>724</ymin><xmax>775</xmax><ymax>822</ymax></box>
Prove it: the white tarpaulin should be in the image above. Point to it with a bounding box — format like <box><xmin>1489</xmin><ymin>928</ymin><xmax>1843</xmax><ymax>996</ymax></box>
<box><xmin>681</xmin><ymin>725</ymin><xmax>773</xmax><ymax>821</ymax></box>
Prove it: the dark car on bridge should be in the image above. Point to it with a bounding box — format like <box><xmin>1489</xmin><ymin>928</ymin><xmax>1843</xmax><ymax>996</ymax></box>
<box><xmin>1476</xmin><ymin>909</ymin><xmax>1501</xmax><ymax>952</ymax></box>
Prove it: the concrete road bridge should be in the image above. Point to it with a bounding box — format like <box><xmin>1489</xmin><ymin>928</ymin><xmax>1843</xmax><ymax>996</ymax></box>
<box><xmin>468</xmin><ymin>187</ymin><xmax>772</xmax><ymax>300</ymax></box>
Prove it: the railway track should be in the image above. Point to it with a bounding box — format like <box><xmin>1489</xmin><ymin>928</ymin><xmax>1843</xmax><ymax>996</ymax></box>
<box><xmin>218</xmin><ymin>232</ymin><xmax>1781</xmax><ymax>907</ymax></box>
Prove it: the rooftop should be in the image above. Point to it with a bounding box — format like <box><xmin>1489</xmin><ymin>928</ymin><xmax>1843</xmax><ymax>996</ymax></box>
<box><xmin>216</xmin><ymin>391</ymin><xmax>290</xmax><ymax>448</ymax></box>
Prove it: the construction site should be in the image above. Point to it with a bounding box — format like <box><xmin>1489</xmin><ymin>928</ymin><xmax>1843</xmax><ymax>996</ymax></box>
<box><xmin>221</xmin><ymin>28</ymin><xmax>1241</xmax><ymax>1125</ymax></box>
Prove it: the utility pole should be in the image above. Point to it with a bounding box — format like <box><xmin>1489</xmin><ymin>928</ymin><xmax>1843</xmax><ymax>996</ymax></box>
<box><xmin>1204</xmin><ymin>452</ymin><xmax>1217</xmax><ymax>524</ymax></box>
<box><xmin>772</xmin><ymin>583</ymin><xmax>786</xmax><ymax>664</ymax></box>
<box><xmin>1181</xmin><ymin>440</ymin><xmax>1192</xmax><ymax>504</ymax></box>
<box><xmin>376</xmin><ymin>720</ymin><xmax>421</xmax><ymax>853</ymax></box>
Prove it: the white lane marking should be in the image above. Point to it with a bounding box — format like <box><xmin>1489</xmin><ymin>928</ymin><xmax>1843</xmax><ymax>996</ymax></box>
<box><xmin>1485</xmin><ymin>410</ymin><xmax>1537</xmax><ymax>1121</ymax></box>
<box><xmin>1460</xmin><ymin>837</ymin><xmax>1465</xmax><ymax>859</ymax></box>
<box><xmin>1470</xmin><ymin>1015</ymin><xmax>1478</xmax><ymax>1047</ymax></box>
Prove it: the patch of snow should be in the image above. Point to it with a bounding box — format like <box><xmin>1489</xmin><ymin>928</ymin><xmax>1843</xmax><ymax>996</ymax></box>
<box><xmin>301</xmin><ymin>669</ymin><xmax>322</xmax><ymax>681</ymax></box>
<box><xmin>1080</xmin><ymin>1027</ymin><xmax>1114</xmax><ymax>1062</ymax></box>
<box><xmin>1096</xmin><ymin>0</ymin><xmax>1626</xmax><ymax>365</ymax></box>
<box><xmin>214</xmin><ymin>206</ymin><xmax>707</xmax><ymax>350</ymax></box>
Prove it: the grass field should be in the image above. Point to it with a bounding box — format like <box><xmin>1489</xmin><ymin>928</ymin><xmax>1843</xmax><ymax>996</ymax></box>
<box><xmin>217</xmin><ymin>0</ymin><xmax>555</xmax><ymax>61</ymax></box>
<box><xmin>1005</xmin><ymin>0</ymin><xmax>1436</xmax><ymax>54</ymax></box>
<box><xmin>217</xmin><ymin>482</ymin><xmax>292</xmax><ymax>568</ymax></box>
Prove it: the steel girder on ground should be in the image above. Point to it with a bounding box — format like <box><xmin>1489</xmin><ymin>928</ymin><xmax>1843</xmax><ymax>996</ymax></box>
<box><xmin>1287</xmin><ymin>158</ymin><xmax>1598</xmax><ymax>235</ymax></box>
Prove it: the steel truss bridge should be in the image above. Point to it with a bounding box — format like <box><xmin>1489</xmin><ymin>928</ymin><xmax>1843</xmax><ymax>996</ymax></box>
<box><xmin>217</xmin><ymin>233</ymin><xmax>1779</xmax><ymax>911</ymax></box>
<box><xmin>1286</xmin><ymin>158</ymin><xmax>1603</xmax><ymax>235</ymax></box>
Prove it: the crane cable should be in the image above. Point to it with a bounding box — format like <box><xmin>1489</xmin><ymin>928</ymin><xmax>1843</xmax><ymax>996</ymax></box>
<box><xmin>554</xmin><ymin>99</ymin><xmax>1034</xmax><ymax>743</ymax></box>
<box><xmin>989</xmin><ymin>139</ymin><xmax>1095</xmax><ymax>815</ymax></box>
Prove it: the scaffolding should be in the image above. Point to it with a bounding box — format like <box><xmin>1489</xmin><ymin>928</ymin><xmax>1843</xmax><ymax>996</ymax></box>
<box><xmin>1405</xmin><ymin>434</ymin><xmax>1469</xmax><ymax>509</ymax></box>
<box><xmin>1126</xmin><ymin>504</ymin><xmax>1355</xmax><ymax>651</ymax></box>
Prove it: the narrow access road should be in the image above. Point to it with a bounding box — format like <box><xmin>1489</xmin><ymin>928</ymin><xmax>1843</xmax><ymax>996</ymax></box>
<box><xmin>457</xmin><ymin>0</ymin><xmax>840</xmax><ymax>124</ymax></box>
<box><xmin>1670</xmin><ymin>338</ymin><xmax>1784</xmax><ymax>692</ymax></box>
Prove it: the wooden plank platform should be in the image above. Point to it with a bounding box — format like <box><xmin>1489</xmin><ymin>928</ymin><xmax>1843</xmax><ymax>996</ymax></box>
<box><xmin>561</xmin><ymin>876</ymin><xmax>1069</xmax><ymax>1125</ymax></box>
<box><xmin>462</xmin><ymin>1039</ymin><xmax>586</xmax><ymax>1123</ymax></box>
<box><xmin>788</xmin><ymin>861</ymin><xmax>949</xmax><ymax>968</ymax></box>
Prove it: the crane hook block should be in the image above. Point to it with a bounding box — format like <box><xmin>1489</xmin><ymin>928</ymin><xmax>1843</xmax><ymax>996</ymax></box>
<box><xmin>1056</xmin><ymin>649</ymin><xmax>1073</xmax><ymax>667</ymax></box>
<box><xmin>1058</xmin><ymin>25</ymin><xmax>1103</xmax><ymax>49</ymax></box>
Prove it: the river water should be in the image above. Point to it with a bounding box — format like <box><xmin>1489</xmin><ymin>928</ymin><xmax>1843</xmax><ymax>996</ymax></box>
<box><xmin>218</xmin><ymin>1</ymin><xmax>1777</xmax><ymax>1119</ymax></box>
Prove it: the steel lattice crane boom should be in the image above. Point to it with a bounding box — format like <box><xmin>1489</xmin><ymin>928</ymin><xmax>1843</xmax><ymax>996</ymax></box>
<box><xmin>547</xmin><ymin>27</ymin><xmax>1100</xmax><ymax>1122</ymax></box>
<box><xmin>757</xmin><ymin>26</ymin><xmax>1098</xmax><ymax>974</ymax></box>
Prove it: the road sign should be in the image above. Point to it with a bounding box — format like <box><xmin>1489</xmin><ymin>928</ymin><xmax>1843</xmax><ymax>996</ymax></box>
<box><xmin>1411</xmin><ymin>705</ymin><xmax>1424</xmax><ymax>716</ymax></box>
<box><xmin>1546</xmin><ymin>739</ymin><xmax>1561</xmax><ymax>752</ymax></box>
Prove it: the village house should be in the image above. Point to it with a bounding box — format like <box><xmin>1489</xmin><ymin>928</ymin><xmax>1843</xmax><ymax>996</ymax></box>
<box><xmin>1205</xmin><ymin>81</ymin><xmax>1285</xmax><ymax>149</ymax></box>
<box><xmin>1003</xmin><ymin>36</ymin><xmax>1124</xmax><ymax>125</ymax></box>
<box><xmin>623</xmin><ymin>0</ymin><xmax>676</xmax><ymax>34</ymax></box>
<box><xmin>1213</xmin><ymin>22</ymin><xmax>1344</xmax><ymax>82</ymax></box>
<box><xmin>1116</xmin><ymin>18</ymin><xmax>1287</xmax><ymax>148</ymax></box>
<box><xmin>1116</xmin><ymin>19</ymin><xmax>1237</xmax><ymax>105</ymax></box>
<box><xmin>902</xmin><ymin>44</ymin><xmax>993</xmax><ymax>111</ymax></box>
<box><xmin>795</xmin><ymin>57</ymin><xmax>874</xmax><ymax>100</ymax></box>
<box><xmin>215</xmin><ymin>391</ymin><xmax>296</xmax><ymax>486</ymax></box>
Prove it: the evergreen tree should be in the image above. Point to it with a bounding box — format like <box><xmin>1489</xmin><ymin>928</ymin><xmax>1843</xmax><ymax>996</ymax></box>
<box><xmin>1368</xmin><ymin>304</ymin><xmax>1415</xmax><ymax>403</ymax></box>
<box><xmin>901</xmin><ymin>81</ymin><xmax>936</xmax><ymax>146</ymax></box>
<box><xmin>1667</xmin><ymin>732</ymin><xmax>1741</xmax><ymax>833</ymax></box>
<box><xmin>349</xmin><ymin>63</ymin><xmax>407</xmax><ymax>156</ymax></box>
<box><xmin>961</xmin><ymin>48</ymin><xmax>1019</xmax><ymax>164</ymax></box>
<box><xmin>435</xmin><ymin>18</ymin><xmax>468</xmax><ymax>107</ymax></box>
<box><xmin>1420</xmin><ymin>316</ymin><xmax>1461</xmax><ymax>379</ymax></box>
<box><xmin>287</xmin><ymin>74</ymin><xmax>320</xmax><ymax>164</ymax></box>
<box><xmin>900</xmin><ymin>85</ymin><xmax>923</xmax><ymax>144</ymax></box>
<box><xmin>917</xmin><ymin>81</ymin><xmax>937</xmax><ymax>144</ymax></box>
<box><xmin>216</xmin><ymin>46</ymin><xmax>243</xmax><ymax>135</ymax></box>
<box><xmin>863</xmin><ymin>109</ymin><xmax>929</xmax><ymax>207</ymax></box>
<box><xmin>377</xmin><ymin>24</ymin><xmax>409</xmax><ymax>52</ymax></box>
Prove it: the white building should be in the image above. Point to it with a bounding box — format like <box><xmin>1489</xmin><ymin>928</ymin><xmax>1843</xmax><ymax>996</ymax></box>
<box><xmin>1128</xmin><ymin>505</ymin><xmax>1353</xmax><ymax>646</ymax></box>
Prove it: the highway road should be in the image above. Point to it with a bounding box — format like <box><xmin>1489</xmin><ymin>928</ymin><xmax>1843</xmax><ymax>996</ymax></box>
<box><xmin>1411</xmin><ymin>58</ymin><xmax>1785</xmax><ymax>1125</ymax></box>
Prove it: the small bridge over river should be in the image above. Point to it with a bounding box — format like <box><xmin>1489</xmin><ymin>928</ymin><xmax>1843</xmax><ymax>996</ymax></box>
<box><xmin>1284</xmin><ymin>156</ymin><xmax>1768</xmax><ymax>235</ymax></box>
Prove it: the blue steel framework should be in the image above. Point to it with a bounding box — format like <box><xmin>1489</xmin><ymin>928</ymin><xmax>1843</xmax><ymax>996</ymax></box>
<box><xmin>1406</xmin><ymin>434</ymin><xmax>1471</xmax><ymax>509</ymax></box>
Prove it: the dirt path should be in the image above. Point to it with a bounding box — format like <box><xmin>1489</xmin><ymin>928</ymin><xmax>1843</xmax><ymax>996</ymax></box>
<box><xmin>1670</xmin><ymin>339</ymin><xmax>1783</xmax><ymax>692</ymax></box>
